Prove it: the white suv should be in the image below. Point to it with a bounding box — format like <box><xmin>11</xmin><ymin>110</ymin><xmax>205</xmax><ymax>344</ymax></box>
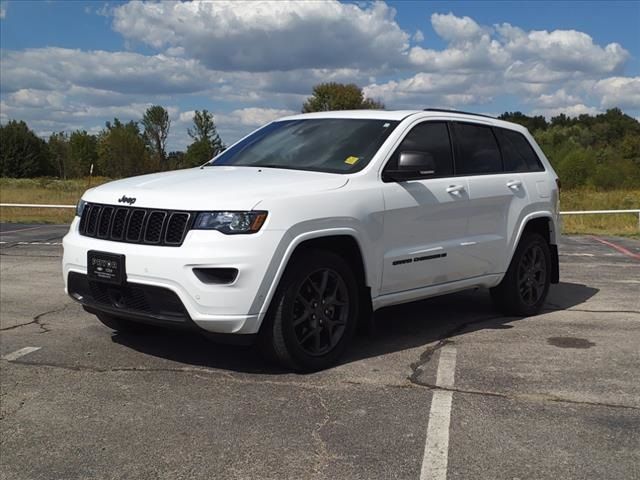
<box><xmin>63</xmin><ymin>109</ymin><xmax>560</xmax><ymax>371</ymax></box>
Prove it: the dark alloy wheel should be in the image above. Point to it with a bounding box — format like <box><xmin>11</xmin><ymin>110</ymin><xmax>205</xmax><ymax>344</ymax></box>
<box><xmin>517</xmin><ymin>243</ymin><xmax>547</xmax><ymax>306</ymax></box>
<box><xmin>292</xmin><ymin>268</ymin><xmax>349</xmax><ymax>357</ymax></box>
<box><xmin>258</xmin><ymin>249</ymin><xmax>360</xmax><ymax>372</ymax></box>
<box><xmin>491</xmin><ymin>232</ymin><xmax>551</xmax><ymax>316</ymax></box>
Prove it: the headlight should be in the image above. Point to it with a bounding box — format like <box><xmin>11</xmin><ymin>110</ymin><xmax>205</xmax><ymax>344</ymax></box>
<box><xmin>76</xmin><ymin>199</ymin><xmax>87</xmax><ymax>217</ymax></box>
<box><xmin>193</xmin><ymin>211</ymin><xmax>267</xmax><ymax>234</ymax></box>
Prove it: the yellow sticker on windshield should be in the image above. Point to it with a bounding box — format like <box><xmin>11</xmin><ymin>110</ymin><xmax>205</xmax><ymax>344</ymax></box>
<box><xmin>344</xmin><ymin>156</ymin><xmax>359</xmax><ymax>165</ymax></box>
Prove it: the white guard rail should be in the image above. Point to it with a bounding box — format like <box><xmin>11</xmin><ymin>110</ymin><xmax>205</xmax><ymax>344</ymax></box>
<box><xmin>0</xmin><ymin>203</ymin><xmax>76</xmax><ymax>209</ymax></box>
<box><xmin>1</xmin><ymin>204</ymin><xmax>639</xmax><ymax>230</ymax></box>
<box><xmin>559</xmin><ymin>209</ymin><xmax>640</xmax><ymax>231</ymax></box>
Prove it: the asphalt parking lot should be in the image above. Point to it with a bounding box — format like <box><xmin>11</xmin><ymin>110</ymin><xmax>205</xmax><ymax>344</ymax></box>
<box><xmin>1</xmin><ymin>224</ymin><xmax>639</xmax><ymax>480</ymax></box>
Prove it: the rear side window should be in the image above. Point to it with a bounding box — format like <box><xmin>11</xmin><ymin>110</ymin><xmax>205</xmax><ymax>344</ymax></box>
<box><xmin>452</xmin><ymin>123</ymin><xmax>502</xmax><ymax>175</ymax></box>
<box><xmin>385</xmin><ymin>122</ymin><xmax>453</xmax><ymax>176</ymax></box>
<box><xmin>494</xmin><ymin>128</ymin><xmax>545</xmax><ymax>172</ymax></box>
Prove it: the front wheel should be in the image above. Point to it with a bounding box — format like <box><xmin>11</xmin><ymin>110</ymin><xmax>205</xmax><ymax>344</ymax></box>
<box><xmin>259</xmin><ymin>249</ymin><xmax>360</xmax><ymax>372</ymax></box>
<box><xmin>491</xmin><ymin>232</ymin><xmax>552</xmax><ymax>316</ymax></box>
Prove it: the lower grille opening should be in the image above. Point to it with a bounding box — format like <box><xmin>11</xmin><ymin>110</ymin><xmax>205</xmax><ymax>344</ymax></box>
<box><xmin>68</xmin><ymin>272</ymin><xmax>187</xmax><ymax>322</ymax></box>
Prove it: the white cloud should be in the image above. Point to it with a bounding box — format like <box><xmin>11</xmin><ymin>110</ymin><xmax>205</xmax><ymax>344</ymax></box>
<box><xmin>7</xmin><ymin>89</ymin><xmax>65</xmax><ymax>108</ymax></box>
<box><xmin>0</xmin><ymin>48</ymin><xmax>216</xmax><ymax>95</ymax></box>
<box><xmin>367</xmin><ymin>12</ymin><xmax>633</xmax><ymax>110</ymax></box>
<box><xmin>535</xmin><ymin>89</ymin><xmax>582</xmax><ymax>108</ymax></box>
<box><xmin>0</xmin><ymin>1</ymin><xmax>7</xmax><ymax>19</ymax></box>
<box><xmin>0</xmin><ymin>98</ymin><xmax>156</xmax><ymax>139</ymax></box>
<box><xmin>532</xmin><ymin>104</ymin><xmax>600</xmax><ymax>119</ymax></box>
<box><xmin>222</xmin><ymin>108</ymin><xmax>298</xmax><ymax>127</ymax></box>
<box><xmin>112</xmin><ymin>0</ymin><xmax>409</xmax><ymax>72</ymax></box>
<box><xmin>364</xmin><ymin>71</ymin><xmax>497</xmax><ymax>109</ymax></box>
<box><xmin>431</xmin><ymin>12</ymin><xmax>487</xmax><ymax>42</ymax></box>
<box><xmin>591</xmin><ymin>77</ymin><xmax>640</xmax><ymax>109</ymax></box>
<box><xmin>1</xmin><ymin>7</ymin><xmax>638</xmax><ymax>150</ymax></box>
<box><xmin>408</xmin><ymin>14</ymin><xmax>508</xmax><ymax>72</ymax></box>
<box><xmin>496</xmin><ymin>23</ymin><xmax>628</xmax><ymax>75</ymax></box>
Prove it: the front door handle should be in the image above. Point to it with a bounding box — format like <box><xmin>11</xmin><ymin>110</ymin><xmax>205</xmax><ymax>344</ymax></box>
<box><xmin>507</xmin><ymin>180</ymin><xmax>522</xmax><ymax>189</ymax></box>
<box><xmin>446</xmin><ymin>184</ymin><xmax>465</xmax><ymax>195</ymax></box>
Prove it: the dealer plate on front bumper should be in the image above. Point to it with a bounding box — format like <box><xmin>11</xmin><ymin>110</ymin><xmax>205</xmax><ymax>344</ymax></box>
<box><xmin>87</xmin><ymin>251</ymin><xmax>126</xmax><ymax>285</ymax></box>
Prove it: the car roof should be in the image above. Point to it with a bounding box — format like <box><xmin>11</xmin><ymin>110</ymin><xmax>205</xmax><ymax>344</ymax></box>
<box><xmin>278</xmin><ymin>110</ymin><xmax>529</xmax><ymax>132</ymax></box>
<box><xmin>279</xmin><ymin>110</ymin><xmax>419</xmax><ymax>121</ymax></box>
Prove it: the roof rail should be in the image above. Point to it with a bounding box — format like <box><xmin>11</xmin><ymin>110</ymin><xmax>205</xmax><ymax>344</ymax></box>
<box><xmin>423</xmin><ymin>108</ymin><xmax>495</xmax><ymax>119</ymax></box>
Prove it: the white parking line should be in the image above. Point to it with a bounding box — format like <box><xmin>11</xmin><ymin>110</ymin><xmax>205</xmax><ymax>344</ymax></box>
<box><xmin>420</xmin><ymin>345</ymin><xmax>457</xmax><ymax>480</ymax></box>
<box><xmin>0</xmin><ymin>241</ymin><xmax>62</xmax><ymax>246</ymax></box>
<box><xmin>16</xmin><ymin>241</ymin><xmax>62</xmax><ymax>245</ymax></box>
<box><xmin>1</xmin><ymin>346</ymin><xmax>42</xmax><ymax>361</ymax></box>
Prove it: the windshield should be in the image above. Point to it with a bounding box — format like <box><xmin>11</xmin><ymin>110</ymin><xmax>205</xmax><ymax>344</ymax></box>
<box><xmin>207</xmin><ymin>118</ymin><xmax>399</xmax><ymax>173</ymax></box>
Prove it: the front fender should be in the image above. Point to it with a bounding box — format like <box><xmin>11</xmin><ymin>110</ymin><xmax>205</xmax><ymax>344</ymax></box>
<box><xmin>249</xmin><ymin>220</ymin><xmax>376</xmax><ymax>324</ymax></box>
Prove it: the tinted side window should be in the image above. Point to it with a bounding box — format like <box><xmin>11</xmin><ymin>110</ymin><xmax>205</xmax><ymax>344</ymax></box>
<box><xmin>386</xmin><ymin>122</ymin><xmax>453</xmax><ymax>176</ymax></box>
<box><xmin>494</xmin><ymin>128</ymin><xmax>544</xmax><ymax>172</ymax></box>
<box><xmin>452</xmin><ymin>123</ymin><xmax>502</xmax><ymax>175</ymax></box>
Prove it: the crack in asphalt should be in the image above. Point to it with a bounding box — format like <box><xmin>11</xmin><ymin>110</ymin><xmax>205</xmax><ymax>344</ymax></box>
<box><xmin>1</xmin><ymin>360</ymin><xmax>351</xmax><ymax>392</ymax></box>
<box><xmin>544</xmin><ymin>303</ymin><xmax>640</xmax><ymax>315</ymax></box>
<box><xmin>0</xmin><ymin>398</ymin><xmax>27</xmax><ymax>422</ymax></box>
<box><xmin>407</xmin><ymin>314</ymin><xmax>507</xmax><ymax>387</ymax></box>
<box><xmin>5</xmin><ymin>352</ymin><xmax>639</xmax><ymax>413</ymax></box>
<box><xmin>0</xmin><ymin>304</ymin><xmax>70</xmax><ymax>333</ymax></box>
<box><xmin>0</xmin><ymin>251</ymin><xmax>62</xmax><ymax>258</ymax></box>
<box><xmin>413</xmin><ymin>382</ymin><xmax>640</xmax><ymax>411</ymax></box>
<box><xmin>311</xmin><ymin>391</ymin><xmax>338</xmax><ymax>480</ymax></box>
<box><xmin>406</xmin><ymin>310</ymin><xmax>640</xmax><ymax>412</ymax></box>
<box><xmin>549</xmin><ymin>308</ymin><xmax>640</xmax><ymax>315</ymax></box>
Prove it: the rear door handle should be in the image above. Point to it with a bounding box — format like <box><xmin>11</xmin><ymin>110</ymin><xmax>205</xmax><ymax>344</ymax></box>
<box><xmin>507</xmin><ymin>180</ymin><xmax>522</xmax><ymax>189</ymax></box>
<box><xmin>446</xmin><ymin>184</ymin><xmax>465</xmax><ymax>195</ymax></box>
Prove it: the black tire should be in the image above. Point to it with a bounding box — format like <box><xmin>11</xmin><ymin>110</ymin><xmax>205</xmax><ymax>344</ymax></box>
<box><xmin>491</xmin><ymin>232</ymin><xmax>551</xmax><ymax>316</ymax></box>
<box><xmin>258</xmin><ymin>249</ymin><xmax>360</xmax><ymax>372</ymax></box>
<box><xmin>94</xmin><ymin>312</ymin><xmax>150</xmax><ymax>334</ymax></box>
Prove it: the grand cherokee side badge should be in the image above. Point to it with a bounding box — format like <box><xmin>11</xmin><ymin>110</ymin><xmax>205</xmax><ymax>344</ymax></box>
<box><xmin>118</xmin><ymin>195</ymin><xmax>136</xmax><ymax>205</ymax></box>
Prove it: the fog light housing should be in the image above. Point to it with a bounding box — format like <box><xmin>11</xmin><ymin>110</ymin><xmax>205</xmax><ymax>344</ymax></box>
<box><xmin>193</xmin><ymin>268</ymin><xmax>239</xmax><ymax>285</ymax></box>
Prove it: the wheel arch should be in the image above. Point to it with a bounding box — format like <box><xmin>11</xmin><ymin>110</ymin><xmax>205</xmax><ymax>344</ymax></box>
<box><xmin>253</xmin><ymin>228</ymin><xmax>374</xmax><ymax>327</ymax></box>
<box><xmin>508</xmin><ymin>212</ymin><xmax>559</xmax><ymax>284</ymax></box>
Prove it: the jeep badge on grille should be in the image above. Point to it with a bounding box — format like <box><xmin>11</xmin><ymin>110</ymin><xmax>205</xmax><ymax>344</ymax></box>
<box><xmin>118</xmin><ymin>195</ymin><xmax>136</xmax><ymax>205</ymax></box>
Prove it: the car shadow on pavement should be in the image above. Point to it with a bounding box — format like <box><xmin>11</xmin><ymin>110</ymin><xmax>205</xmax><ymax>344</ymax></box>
<box><xmin>111</xmin><ymin>281</ymin><xmax>598</xmax><ymax>374</ymax></box>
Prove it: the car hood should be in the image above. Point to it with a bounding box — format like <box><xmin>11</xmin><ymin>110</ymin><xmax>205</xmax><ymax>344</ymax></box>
<box><xmin>82</xmin><ymin>166</ymin><xmax>349</xmax><ymax>210</ymax></box>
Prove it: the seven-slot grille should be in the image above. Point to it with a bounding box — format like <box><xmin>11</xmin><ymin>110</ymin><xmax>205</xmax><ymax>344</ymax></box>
<box><xmin>79</xmin><ymin>203</ymin><xmax>193</xmax><ymax>246</ymax></box>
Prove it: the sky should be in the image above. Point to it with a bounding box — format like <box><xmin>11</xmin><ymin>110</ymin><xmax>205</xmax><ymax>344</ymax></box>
<box><xmin>1</xmin><ymin>0</ymin><xmax>639</xmax><ymax>151</ymax></box>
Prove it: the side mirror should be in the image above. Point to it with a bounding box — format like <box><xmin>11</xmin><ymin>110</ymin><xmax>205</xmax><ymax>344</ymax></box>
<box><xmin>384</xmin><ymin>151</ymin><xmax>436</xmax><ymax>182</ymax></box>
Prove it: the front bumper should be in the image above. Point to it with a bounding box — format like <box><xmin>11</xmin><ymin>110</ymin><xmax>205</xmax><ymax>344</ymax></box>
<box><xmin>63</xmin><ymin>218</ymin><xmax>283</xmax><ymax>335</ymax></box>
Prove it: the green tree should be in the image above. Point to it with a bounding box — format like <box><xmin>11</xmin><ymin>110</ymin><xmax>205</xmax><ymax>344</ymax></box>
<box><xmin>184</xmin><ymin>110</ymin><xmax>225</xmax><ymax>167</ymax></box>
<box><xmin>0</xmin><ymin>120</ymin><xmax>53</xmax><ymax>177</ymax></box>
<box><xmin>48</xmin><ymin>131</ymin><xmax>70</xmax><ymax>179</ymax></box>
<box><xmin>302</xmin><ymin>82</ymin><xmax>384</xmax><ymax>112</ymax></box>
<box><xmin>555</xmin><ymin>148</ymin><xmax>597</xmax><ymax>189</ymax></box>
<box><xmin>68</xmin><ymin>130</ymin><xmax>98</xmax><ymax>178</ymax></box>
<box><xmin>498</xmin><ymin>112</ymin><xmax>548</xmax><ymax>133</ymax></box>
<box><xmin>166</xmin><ymin>151</ymin><xmax>186</xmax><ymax>170</ymax></box>
<box><xmin>97</xmin><ymin>119</ymin><xmax>151</xmax><ymax>178</ymax></box>
<box><xmin>142</xmin><ymin>105</ymin><xmax>171</xmax><ymax>165</ymax></box>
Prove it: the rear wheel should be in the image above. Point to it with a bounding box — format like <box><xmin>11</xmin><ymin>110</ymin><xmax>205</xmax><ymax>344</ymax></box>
<box><xmin>94</xmin><ymin>312</ymin><xmax>151</xmax><ymax>334</ymax></box>
<box><xmin>491</xmin><ymin>232</ymin><xmax>551</xmax><ymax>316</ymax></box>
<box><xmin>259</xmin><ymin>249</ymin><xmax>359</xmax><ymax>372</ymax></box>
